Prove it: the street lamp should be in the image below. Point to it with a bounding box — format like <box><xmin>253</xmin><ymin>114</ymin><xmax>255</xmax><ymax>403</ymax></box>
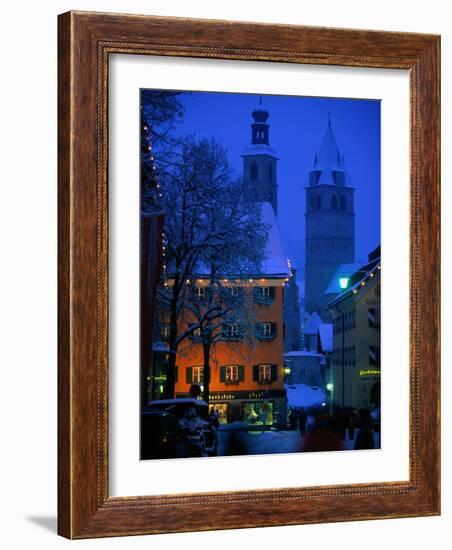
<box><xmin>339</xmin><ymin>275</ymin><xmax>350</xmax><ymax>290</ymax></box>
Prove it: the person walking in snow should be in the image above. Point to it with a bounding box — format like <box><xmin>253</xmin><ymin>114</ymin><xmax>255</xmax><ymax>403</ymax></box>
<box><xmin>299</xmin><ymin>407</ymin><xmax>307</xmax><ymax>436</ymax></box>
<box><xmin>354</xmin><ymin>409</ymin><xmax>375</xmax><ymax>450</ymax></box>
<box><xmin>288</xmin><ymin>408</ymin><xmax>297</xmax><ymax>430</ymax></box>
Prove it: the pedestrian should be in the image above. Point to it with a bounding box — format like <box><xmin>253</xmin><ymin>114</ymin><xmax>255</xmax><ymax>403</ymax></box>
<box><xmin>348</xmin><ymin>410</ymin><xmax>357</xmax><ymax>440</ymax></box>
<box><xmin>354</xmin><ymin>409</ymin><xmax>375</xmax><ymax>450</ymax></box>
<box><xmin>301</xmin><ymin>411</ymin><xmax>343</xmax><ymax>453</ymax></box>
<box><xmin>338</xmin><ymin>409</ymin><xmax>347</xmax><ymax>440</ymax></box>
<box><xmin>289</xmin><ymin>408</ymin><xmax>297</xmax><ymax>430</ymax></box>
<box><xmin>224</xmin><ymin>427</ymin><xmax>248</xmax><ymax>456</ymax></box>
<box><xmin>299</xmin><ymin>407</ymin><xmax>307</xmax><ymax>436</ymax></box>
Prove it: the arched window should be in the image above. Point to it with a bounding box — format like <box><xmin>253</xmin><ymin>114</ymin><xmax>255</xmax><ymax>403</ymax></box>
<box><xmin>331</xmin><ymin>195</ymin><xmax>338</xmax><ymax>210</ymax></box>
<box><xmin>316</xmin><ymin>196</ymin><xmax>322</xmax><ymax>210</ymax></box>
<box><xmin>250</xmin><ymin>162</ymin><xmax>258</xmax><ymax>180</ymax></box>
<box><xmin>340</xmin><ymin>196</ymin><xmax>347</xmax><ymax>211</ymax></box>
<box><xmin>268</xmin><ymin>164</ymin><xmax>273</xmax><ymax>182</ymax></box>
<box><xmin>309</xmin><ymin>197</ymin><xmax>315</xmax><ymax>210</ymax></box>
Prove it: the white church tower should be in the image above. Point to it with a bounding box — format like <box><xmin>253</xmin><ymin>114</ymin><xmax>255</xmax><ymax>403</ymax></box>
<box><xmin>305</xmin><ymin>115</ymin><xmax>355</xmax><ymax>321</ymax></box>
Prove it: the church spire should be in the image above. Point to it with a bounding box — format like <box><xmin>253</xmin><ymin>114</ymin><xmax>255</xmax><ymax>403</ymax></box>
<box><xmin>308</xmin><ymin>112</ymin><xmax>348</xmax><ymax>187</ymax></box>
<box><xmin>251</xmin><ymin>97</ymin><xmax>270</xmax><ymax>145</ymax></box>
<box><xmin>241</xmin><ymin>97</ymin><xmax>279</xmax><ymax>215</ymax></box>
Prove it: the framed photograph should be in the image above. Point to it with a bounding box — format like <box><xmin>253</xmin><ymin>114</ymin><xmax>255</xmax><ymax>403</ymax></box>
<box><xmin>58</xmin><ymin>11</ymin><xmax>440</xmax><ymax>538</ymax></box>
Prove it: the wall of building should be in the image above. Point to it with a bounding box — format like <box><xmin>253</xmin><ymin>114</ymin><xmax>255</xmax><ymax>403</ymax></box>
<box><xmin>284</xmin><ymin>352</ymin><xmax>325</xmax><ymax>387</ymax></box>
<box><xmin>243</xmin><ymin>153</ymin><xmax>278</xmax><ymax>213</ymax></box>
<box><xmin>329</xmin><ymin>273</ymin><xmax>381</xmax><ymax>410</ymax></box>
<box><xmin>305</xmin><ymin>185</ymin><xmax>355</xmax><ymax>318</ymax></box>
<box><xmin>174</xmin><ymin>283</ymin><xmax>286</xmax><ymax>396</ymax></box>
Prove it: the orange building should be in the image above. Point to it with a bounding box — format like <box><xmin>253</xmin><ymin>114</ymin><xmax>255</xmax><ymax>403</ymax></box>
<box><xmin>171</xmin><ymin>202</ymin><xmax>289</xmax><ymax>426</ymax></box>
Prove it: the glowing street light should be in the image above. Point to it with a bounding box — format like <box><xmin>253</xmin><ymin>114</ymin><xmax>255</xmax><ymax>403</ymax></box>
<box><xmin>339</xmin><ymin>275</ymin><xmax>350</xmax><ymax>290</ymax></box>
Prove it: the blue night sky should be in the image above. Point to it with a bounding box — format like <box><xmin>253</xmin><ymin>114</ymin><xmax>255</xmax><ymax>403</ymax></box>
<box><xmin>155</xmin><ymin>90</ymin><xmax>380</xmax><ymax>282</ymax></box>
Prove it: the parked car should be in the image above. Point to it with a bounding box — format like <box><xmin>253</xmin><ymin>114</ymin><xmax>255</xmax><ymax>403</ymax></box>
<box><xmin>140</xmin><ymin>409</ymin><xmax>188</xmax><ymax>459</ymax></box>
<box><xmin>148</xmin><ymin>398</ymin><xmax>218</xmax><ymax>457</ymax></box>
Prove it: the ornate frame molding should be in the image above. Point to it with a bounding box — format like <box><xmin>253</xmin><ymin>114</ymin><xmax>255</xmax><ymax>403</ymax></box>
<box><xmin>58</xmin><ymin>11</ymin><xmax>440</xmax><ymax>538</ymax></box>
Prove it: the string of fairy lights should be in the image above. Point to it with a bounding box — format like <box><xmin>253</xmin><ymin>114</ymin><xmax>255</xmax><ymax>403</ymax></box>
<box><xmin>141</xmin><ymin>111</ymin><xmax>163</xmax><ymax>212</ymax></box>
<box><xmin>141</xmin><ymin>110</ymin><xmax>169</xmax><ymax>283</ymax></box>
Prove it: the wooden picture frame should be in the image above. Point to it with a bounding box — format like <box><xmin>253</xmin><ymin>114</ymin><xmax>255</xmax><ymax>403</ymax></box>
<box><xmin>58</xmin><ymin>11</ymin><xmax>440</xmax><ymax>538</ymax></box>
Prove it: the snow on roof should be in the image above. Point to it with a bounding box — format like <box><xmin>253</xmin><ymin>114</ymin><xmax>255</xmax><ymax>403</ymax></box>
<box><xmin>324</xmin><ymin>263</ymin><xmax>362</xmax><ymax>295</ymax></box>
<box><xmin>241</xmin><ymin>144</ymin><xmax>279</xmax><ymax>159</ymax></box>
<box><xmin>302</xmin><ymin>311</ymin><xmax>324</xmax><ymax>335</ymax></box>
<box><xmin>153</xmin><ymin>342</ymin><xmax>169</xmax><ymax>352</ymax></box>
<box><xmin>259</xmin><ymin>202</ymin><xmax>290</xmax><ymax>277</ymax></box>
<box><xmin>285</xmin><ymin>383</ymin><xmax>325</xmax><ymax>408</ymax></box>
<box><xmin>327</xmin><ymin>261</ymin><xmax>381</xmax><ymax>309</ymax></box>
<box><xmin>318</xmin><ymin>323</ymin><xmax>333</xmax><ymax>352</ymax></box>
<box><xmin>190</xmin><ymin>202</ymin><xmax>288</xmax><ymax>279</ymax></box>
<box><xmin>308</xmin><ymin>116</ymin><xmax>352</xmax><ymax>187</ymax></box>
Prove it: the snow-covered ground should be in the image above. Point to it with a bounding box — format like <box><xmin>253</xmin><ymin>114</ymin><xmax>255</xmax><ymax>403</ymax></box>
<box><xmin>285</xmin><ymin>383</ymin><xmax>326</xmax><ymax>408</ymax></box>
<box><xmin>217</xmin><ymin>428</ymin><xmax>380</xmax><ymax>456</ymax></box>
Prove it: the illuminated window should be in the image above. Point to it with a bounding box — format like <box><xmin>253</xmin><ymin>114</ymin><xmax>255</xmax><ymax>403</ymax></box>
<box><xmin>255</xmin><ymin>322</ymin><xmax>276</xmax><ymax>340</ymax></box>
<box><xmin>161</xmin><ymin>323</ymin><xmax>170</xmax><ymax>341</ymax></box>
<box><xmin>195</xmin><ymin>286</ymin><xmax>206</xmax><ymax>301</ymax></box>
<box><xmin>192</xmin><ymin>366</ymin><xmax>204</xmax><ymax>383</ymax></box>
<box><xmin>242</xmin><ymin>401</ymin><xmax>273</xmax><ymax>426</ymax></box>
<box><xmin>225</xmin><ymin>365</ymin><xmax>238</xmax><ymax>382</ymax></box>
<box><xmin>254</xmin><ymin>286</ymin><xmax>274</xmax><ymax>304</ymax></box>
<box><xmin>258</xmin><ymin>364</ymin><xmax>272</xmax><ymax>382</ymax></box>
<box><xmin>223</xmin><ymin>322</ymin><xmax>240</xmax><ymax>339</ymax></box>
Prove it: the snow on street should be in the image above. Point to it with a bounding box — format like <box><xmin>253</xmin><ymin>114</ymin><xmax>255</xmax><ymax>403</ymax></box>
<box><xmin>217</xmin><ymin>426</ymin><xmax>380</xmax><ymax>456</ymax></box>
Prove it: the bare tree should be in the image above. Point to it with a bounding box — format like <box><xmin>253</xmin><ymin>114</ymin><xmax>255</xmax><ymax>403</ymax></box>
<box><xmin>156</xmin><ymin>137</ymin><xmax>268</xmax><ymax>399</ymax></box>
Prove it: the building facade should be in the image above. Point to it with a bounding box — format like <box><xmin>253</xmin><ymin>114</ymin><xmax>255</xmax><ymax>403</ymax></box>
<box><xmin>174</xmin><ymin>276</ymin><xmax>288</xmax><ymax>426</ymax></box>
<box><xmin>305</xmin><ymin>115</ymin><xmax>355</xmax><ymax>321</ymax></box>
<box><xmin>326</xmin><ymin>252</ymin><xmax>381</xmax><ymax>410</ymax></box>
<box><xmin>152</xmin><ymin>201</ymin><xmax>289</xmax><ymax>427</ymax></box>
<box><xmin>283</xmin><ymin>266</ymin><xmax>302</xmax><ymax>351</ymax></box>
<box><xmin>284</xmin><ymin>350</ymin><xmax>325</xmax><ymax>388</ymax></box>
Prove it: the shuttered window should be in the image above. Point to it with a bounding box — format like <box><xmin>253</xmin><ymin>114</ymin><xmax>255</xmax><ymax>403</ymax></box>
<box><xmin>255</xmin><ymin>322</ymin><xmax>277</xmax><ymax>340</ymax></box>
<box><xmin>220</xmin><ymin>365</ymin><xmax>244</xmax><ymax>384</ymax></box>
<box><xmin>253</xmin><ymin>364</ymin><xmax>278</xmax><ymax>383</ymax></box>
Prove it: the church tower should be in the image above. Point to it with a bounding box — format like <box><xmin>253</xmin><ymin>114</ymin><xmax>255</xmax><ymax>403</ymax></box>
<box><xmin>242</xmin><ymin>98</ymin><xmax>279</xmax><ymax>214</ymax></box>
<box><xmin>305</xmin><ymin>115</ymin><xmax>355</xmax><ymax>320</ymax></box>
